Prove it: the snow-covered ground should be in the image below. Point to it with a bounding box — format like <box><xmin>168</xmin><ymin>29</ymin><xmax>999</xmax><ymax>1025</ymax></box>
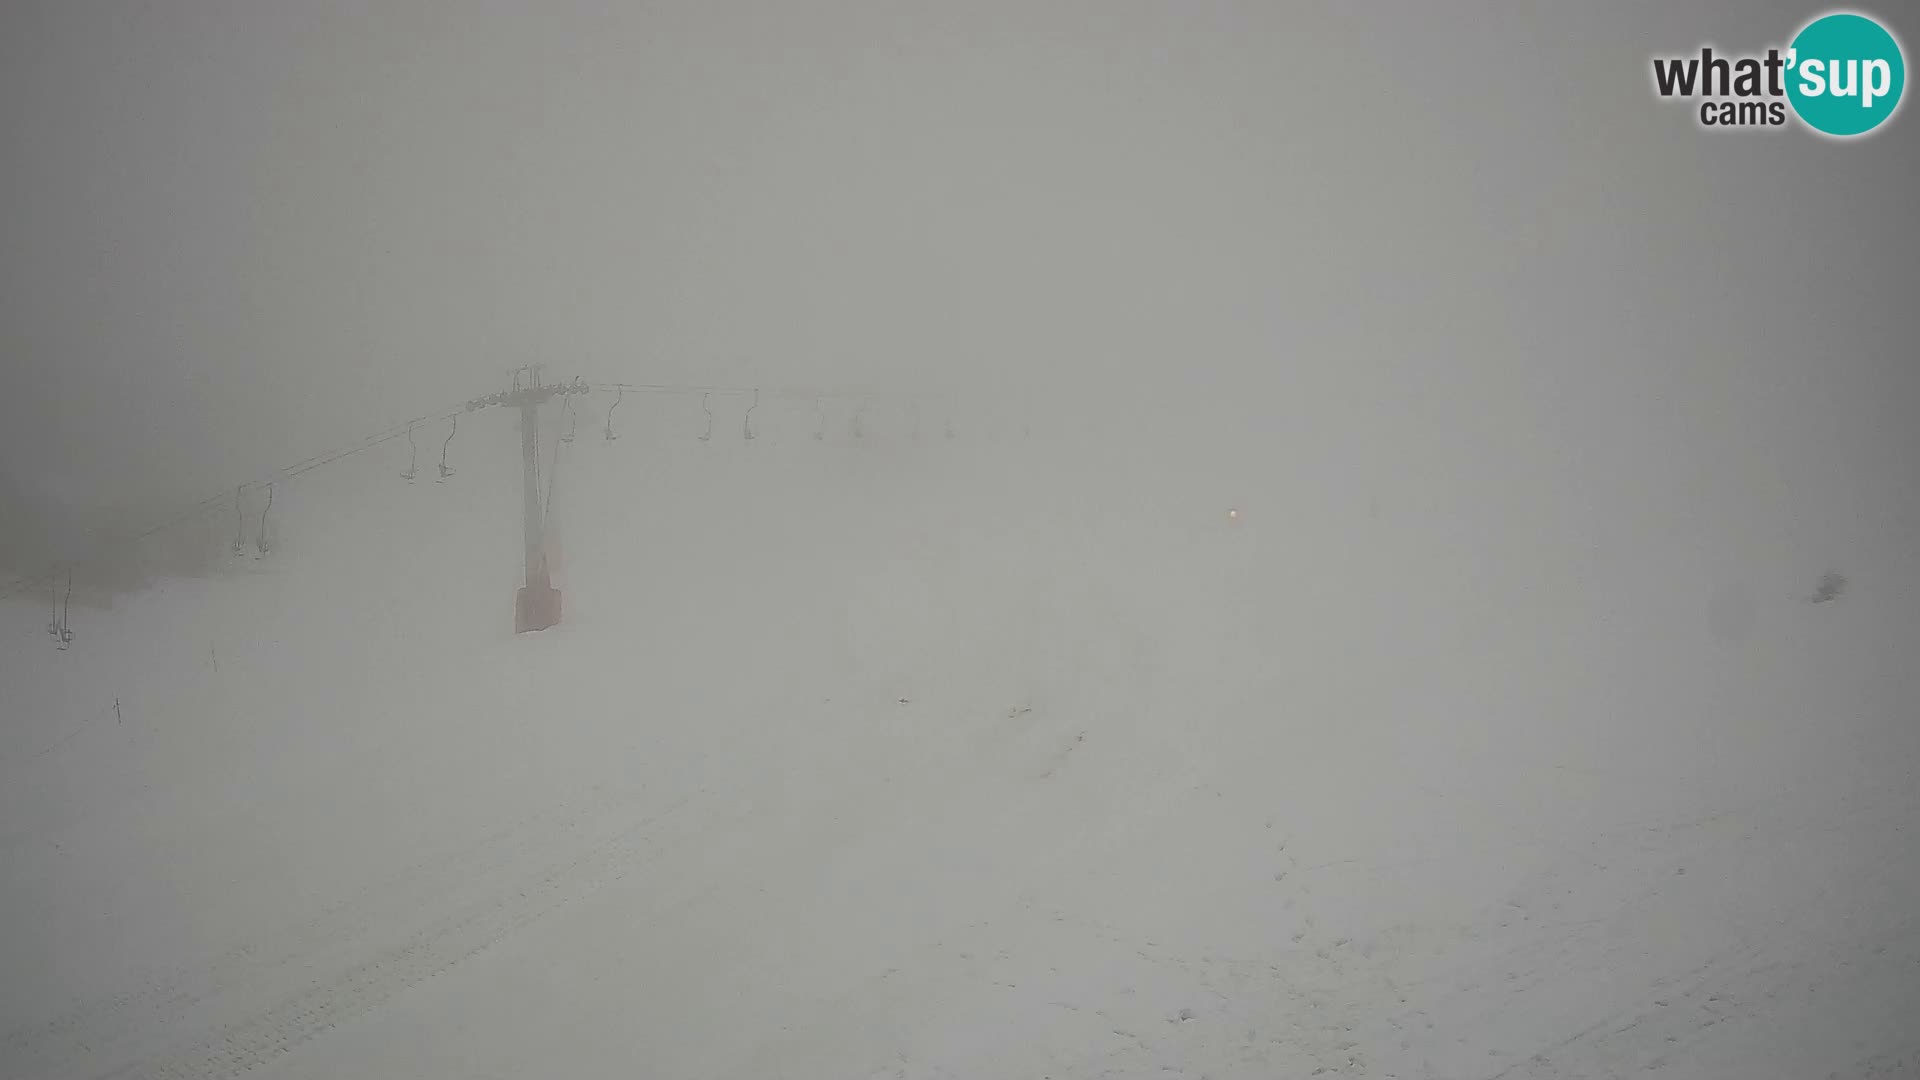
<box><xmin>3</xmin><ymin>409</ymin><xmax>1916</xmax><ymax>1080</ymax></box>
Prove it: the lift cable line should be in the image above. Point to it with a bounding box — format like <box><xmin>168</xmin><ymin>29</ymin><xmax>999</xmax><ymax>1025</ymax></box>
<box><xmin>1</xmin><ymin>370</ymin><xmax>985</xmax><ymax>630</ymax></box>
<box><xmin>0</xmin><ymin>403</ymin><xmax>473</xmax><ymax>604</ymax></box>
<box><xmin>586</xmin><ymin>380</ymin><xmax>937</xmax><ymax>403</ymax></box>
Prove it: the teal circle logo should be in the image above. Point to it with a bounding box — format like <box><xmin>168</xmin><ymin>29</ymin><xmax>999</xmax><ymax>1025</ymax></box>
<box><xmin>1787</xmin><ymin>12</ymin><xmax>1906</xmax><ymax>137</ymax></box>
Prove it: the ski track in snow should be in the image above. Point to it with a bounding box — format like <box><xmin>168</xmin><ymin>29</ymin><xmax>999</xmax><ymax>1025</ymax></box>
<box><xmin>6</xmin><ymin>690</ymin><xmax>1916</xmax><ymax>1080</ymax></box>
<box><xmin>718</xmin><ymin>766</ymin><xmax>1920</xmax><ymax>1080</ymax></box>
<box><xmin>4</xmin><ymin>692</ymin><xmax>1107</xmax><ymax>1080</ymax></box>
<box><xmin>5</xmin><ymin>782</ymin><xmax>708</xmax><ymax>1080</ymax></box>
<box><xmin>8</xmin><ymin>781</ymin><xmax>619</xmax><ymax>1065</ymax></box>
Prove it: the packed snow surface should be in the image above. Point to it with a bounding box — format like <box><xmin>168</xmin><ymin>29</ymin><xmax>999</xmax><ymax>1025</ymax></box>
<box><xmin>4</xmin><ymin>418</ymin><xmax>1916</xmax><ymax>1080</ymax></box>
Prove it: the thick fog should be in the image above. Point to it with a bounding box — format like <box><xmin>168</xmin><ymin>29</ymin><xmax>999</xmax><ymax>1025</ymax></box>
<box><xmin>3</xmin><ymin>2</ymin><xmax>1917</xmax><ymax>1079</ymax></box>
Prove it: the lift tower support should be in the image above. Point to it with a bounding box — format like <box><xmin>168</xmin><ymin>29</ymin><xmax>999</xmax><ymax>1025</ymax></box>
<box><xmin>465</xmin><ymin>368</ymin><xmax>591</xmax><ymax>633</ymax></box>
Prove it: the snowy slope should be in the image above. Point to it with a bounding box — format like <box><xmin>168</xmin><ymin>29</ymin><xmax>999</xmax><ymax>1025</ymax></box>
<box><xmin>3</xmin><ymin>408</ymin><xmax>1917</xmax><ymax>1080</ymax></box>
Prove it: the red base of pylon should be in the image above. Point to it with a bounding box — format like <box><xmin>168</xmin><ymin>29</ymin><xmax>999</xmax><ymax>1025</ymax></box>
<box><xmin>515</xmin><ymin>582</ymin><xmax>562</xmax><ymax>633</ymax></box>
